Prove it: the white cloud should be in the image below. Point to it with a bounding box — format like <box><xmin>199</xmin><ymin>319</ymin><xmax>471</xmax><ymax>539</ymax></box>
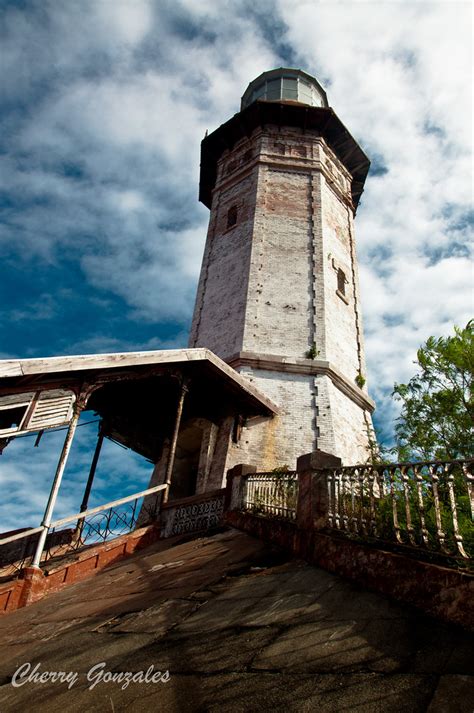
<box><xmin>95</xmin><ymin>0</ymin><xmax>153</xmax><ymax>46</ymax></box>
<box><xmin>274</xmin><ymin>0</ymin><xmax>472</xmax><ymax>437</ymax></box>
<box><xmin>0</xmin><ymin>0</ymin><xmax>471</xmax><ymax>456</ymax></box>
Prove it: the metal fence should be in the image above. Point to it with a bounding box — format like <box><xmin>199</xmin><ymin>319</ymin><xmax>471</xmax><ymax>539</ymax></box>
<box><xmin>326</xmin><ymin>459</ymin><xmax>473</xmax><ymax>561</ymax></box>
<box><xmin>0</xmin><ymin>483</ymin><xmax>166</xmax><ymax>580</ymax></box>
<box><xmin>242</xmin><ymin>471</ymin><xmax>298</xmax><ymax>521</ymax></box>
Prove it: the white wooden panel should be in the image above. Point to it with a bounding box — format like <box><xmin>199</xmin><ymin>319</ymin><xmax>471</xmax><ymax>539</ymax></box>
<box><xmin>28</xmin><ymin>390</ymin><xmax>75</xmax><ymax>430</ymax></box>
<box><xmin>0</xmin><ymin>392</ymin><xmax>36</xmax><ymax>408</ymax></box>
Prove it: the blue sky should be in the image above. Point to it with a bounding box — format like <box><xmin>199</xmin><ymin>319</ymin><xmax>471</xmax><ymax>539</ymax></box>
<box><xmin>0</xmin><ymin>0</ymin><xmax>472</xmax><ymax>532</ymax></box>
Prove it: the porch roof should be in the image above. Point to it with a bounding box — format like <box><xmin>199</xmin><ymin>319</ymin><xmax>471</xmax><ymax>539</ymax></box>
<box><xmin>0</xmin><ymin>348</ymin><xmax>278</xmax><ymax>460</ymax></box>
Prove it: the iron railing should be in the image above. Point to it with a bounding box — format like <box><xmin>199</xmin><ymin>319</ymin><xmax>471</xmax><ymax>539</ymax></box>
<box><xmin>326</xmin><ymin>459</ymin><xmax>473</xmax><ymax>561</ymax></box>
<box><xmin>242</xmin><ymin>472</ymin><xmax>298</xmax><ymax>521</ymax></box>
<box><xmin>0</xmin><ymin>483</ymin><xmax>166</xmax><ymax>580</ymax></box>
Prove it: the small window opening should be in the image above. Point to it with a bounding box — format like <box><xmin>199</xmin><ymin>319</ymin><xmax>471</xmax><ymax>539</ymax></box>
<box><xmin>232</xmin><ymin>415</ymin><xmax>245</xmax><ymax>443</ymax></box>
<box><xmin>282</xmin><ymin>76</ymin><xmax>298</xmax><ymax>100</ymax></box>
<box><xmin>227</xmin><ymin>159</ymin><xmax>237</xmax><ymax>174</ymax></box>
<box><xmin>0</xmin><ymin>405</ymin><xmax>28</xmax><ymax>432</ymax></box>
<box><xmin>274</xmin><ymin>142</ymin><xmax>285</xmax><ymax>155</ymax></box>
<box><xmin>242</xmin><ymin>149</ymin><xmax>252</xmax><ymax>163</ymax></box>
<box><xmin>227</xmin><ymin>205</ymin><xmax>238</xmax><ymax>229</ymax></box>
<box><xmin>266</xmin><ymin>78</ymin><xmax>280</xmax><ymax>100</ymax></box>
<box><xmin>337</xmin><ymin>268</ymin><xmax>346</xmax><ymax>296</ymax></box>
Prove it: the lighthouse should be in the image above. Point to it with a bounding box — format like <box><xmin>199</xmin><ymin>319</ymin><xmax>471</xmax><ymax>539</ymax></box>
<box><xmin>189</xmin><ymin>68</ymin><xmax>375</xmax><ymax>470</ymax></box>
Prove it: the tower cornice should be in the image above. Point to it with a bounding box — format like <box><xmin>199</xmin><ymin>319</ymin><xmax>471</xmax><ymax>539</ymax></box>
<box><xmin>226</xmin><ymin>351</ymin><xmax>376</xmax><ymax>414</ymax></box>
<box><xmin>200</xmin><ymin>102</ymin><xmax>370</xmax><ymax>211</ymax></box>
<box><xmin>213</xmin><ymin>148</ymin><xmax>354</xmax><ymax>212</ymax></box>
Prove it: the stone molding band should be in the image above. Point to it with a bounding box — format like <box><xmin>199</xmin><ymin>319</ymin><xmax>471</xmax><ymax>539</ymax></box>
<box><xmin>226</xmin><ymin>351</ymin><xmax>376</xmax><ymax>414</ymax></box>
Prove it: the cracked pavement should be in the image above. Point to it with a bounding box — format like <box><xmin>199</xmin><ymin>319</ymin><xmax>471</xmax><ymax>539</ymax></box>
<box><xmin>0</xmin><ymin>528</ymin><xmax>472</xmax><ymax>712</ymax></box>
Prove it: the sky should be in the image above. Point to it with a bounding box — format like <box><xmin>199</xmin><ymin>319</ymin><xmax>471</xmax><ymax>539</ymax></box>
<box><xmin>0</xmin><ymin>0</ymin><xmax>472</xmax><ymax>533</ymax></box>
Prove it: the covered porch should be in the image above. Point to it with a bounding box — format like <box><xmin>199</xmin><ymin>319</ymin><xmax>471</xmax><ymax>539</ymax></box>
<box><xmin>0</xmin><ymin>348</ymin><xmax>277</xmax><ymax>575</ymax></box>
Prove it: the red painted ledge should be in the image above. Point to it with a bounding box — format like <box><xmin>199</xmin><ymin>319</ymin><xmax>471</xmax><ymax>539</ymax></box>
<box><xmin>0</xmin><ymin>522</ymin><xmax>161</xmax><ymax>615</ymax></box>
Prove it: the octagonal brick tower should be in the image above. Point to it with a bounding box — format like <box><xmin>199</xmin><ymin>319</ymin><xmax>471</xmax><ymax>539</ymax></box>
<box><xmin>189</xmin><ymin>68</ymin><xmax>376</xmax><ymax>469</ymax></box>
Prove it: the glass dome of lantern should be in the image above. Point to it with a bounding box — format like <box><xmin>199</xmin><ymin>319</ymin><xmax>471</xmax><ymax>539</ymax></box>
<box><xmin>241</xmin><ymin>68</ymin><xmax>328</xmax><ymax>110</ymax></box>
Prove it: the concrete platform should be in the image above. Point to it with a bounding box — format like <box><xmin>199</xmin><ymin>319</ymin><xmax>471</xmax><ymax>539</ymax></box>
<box><xmin>0</xmin><ymin>528</ymin><xmax>472</xmax><ymax>712</ymax></box>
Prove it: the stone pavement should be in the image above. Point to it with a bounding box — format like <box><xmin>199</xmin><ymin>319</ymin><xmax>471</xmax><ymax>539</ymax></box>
<box><xmin>0</xmin><ymin>528</ymin><xmax>472</xmax><ymax>713</ymax></box>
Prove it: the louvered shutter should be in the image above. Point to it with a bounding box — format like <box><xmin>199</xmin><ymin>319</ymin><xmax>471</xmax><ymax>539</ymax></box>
<box><xmin>28</xmin><ymin>390</ymin><xmax>75</xmax><ymax>430</ymax></box>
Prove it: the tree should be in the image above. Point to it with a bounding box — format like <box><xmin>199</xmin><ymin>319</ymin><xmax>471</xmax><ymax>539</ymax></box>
<box><xmin>392</xmin><ymin>322</ymin><xmax>473</xmax><ymax>461</ymax></box>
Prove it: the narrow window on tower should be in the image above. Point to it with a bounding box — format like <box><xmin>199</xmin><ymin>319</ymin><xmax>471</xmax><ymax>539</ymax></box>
<box><xmin>227</xmin><ymin>205</ymin><xmax>238</xmax><ymax>229</ymax></box>
<box><xmin>337</xmin><ymin>268</ymin><xmax>346</xmax><ymax>295</ymax></box>
<box><xmin>336</xmin><ymin>268</ymin><xmax>349</xmax><ymax>304</ymax></box>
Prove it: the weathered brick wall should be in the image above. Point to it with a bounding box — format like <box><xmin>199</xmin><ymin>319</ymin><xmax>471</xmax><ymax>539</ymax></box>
<box><xmin>189</xmin><ymin>123</ymin><xmax>375</xmax><ymax>474</ymax></box>
<box><xmin>243</xmin><ymin>165</ymin><xmax>313</xmax><ymax>357</ymax></box>
<box><xmin>313</xmin><ymin>373</ymin><xmax>337</xmax><ymax>455</ymax></box>
<box><xmin>223</xmin><ymin>369</ymin><xmax>372</xmax><ymax>473</ymax></box>
<box><xmin>327</xmin><ymin>379</ymin><xmax>373</xmax><ymax>464</ymax></box>
<box><xmin>189</xmin><ymin>158</ymin><xmax>258</xmax><ymax>357</ymax></box>
<box><xmin>321</xmin><ymin>174</ymin><xmax>362</xmax><ymax>379</ymax></box>
<box><xmin>225</xmin><ymin>368</ymin><xmax>317</xmax><ymax>471</ymax></box>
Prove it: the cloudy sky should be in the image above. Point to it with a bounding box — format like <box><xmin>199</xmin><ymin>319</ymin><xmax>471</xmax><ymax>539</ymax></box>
<box><xmin>0</xmin><ymin>0</ymin><xmax>472</xmax><ymax>532</ymax></box>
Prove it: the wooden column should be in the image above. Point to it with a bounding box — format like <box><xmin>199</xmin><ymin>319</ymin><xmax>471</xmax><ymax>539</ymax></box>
<box><xmin>31</xmin><ymin>399</ymin><xmax>84</xmax><ymax>568</ymax></box>
<box><xmin>162</xmin><ymin>381</ymin><xmax>189</xmax><ymax>505</ymax></box>
<box><xmin>73</xmin><ymin>421</ymin><xmax>105</xmax><ymax>539</ymax></box>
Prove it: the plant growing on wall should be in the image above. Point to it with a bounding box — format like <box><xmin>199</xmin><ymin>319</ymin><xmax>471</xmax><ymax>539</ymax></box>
<box><xmin>305</xmin><ymin>344</ymin><xmax>320</xmax><ymax>360</ymax></box>
<box><xmin>247</xmin><ymin>467</ymin><xmax>298</xmax><ymax>519</ymax></box>
<box><xmin>372</xmin><ymin>464</ymin><xmax>473</xmax><ymax>564</ymax></box>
